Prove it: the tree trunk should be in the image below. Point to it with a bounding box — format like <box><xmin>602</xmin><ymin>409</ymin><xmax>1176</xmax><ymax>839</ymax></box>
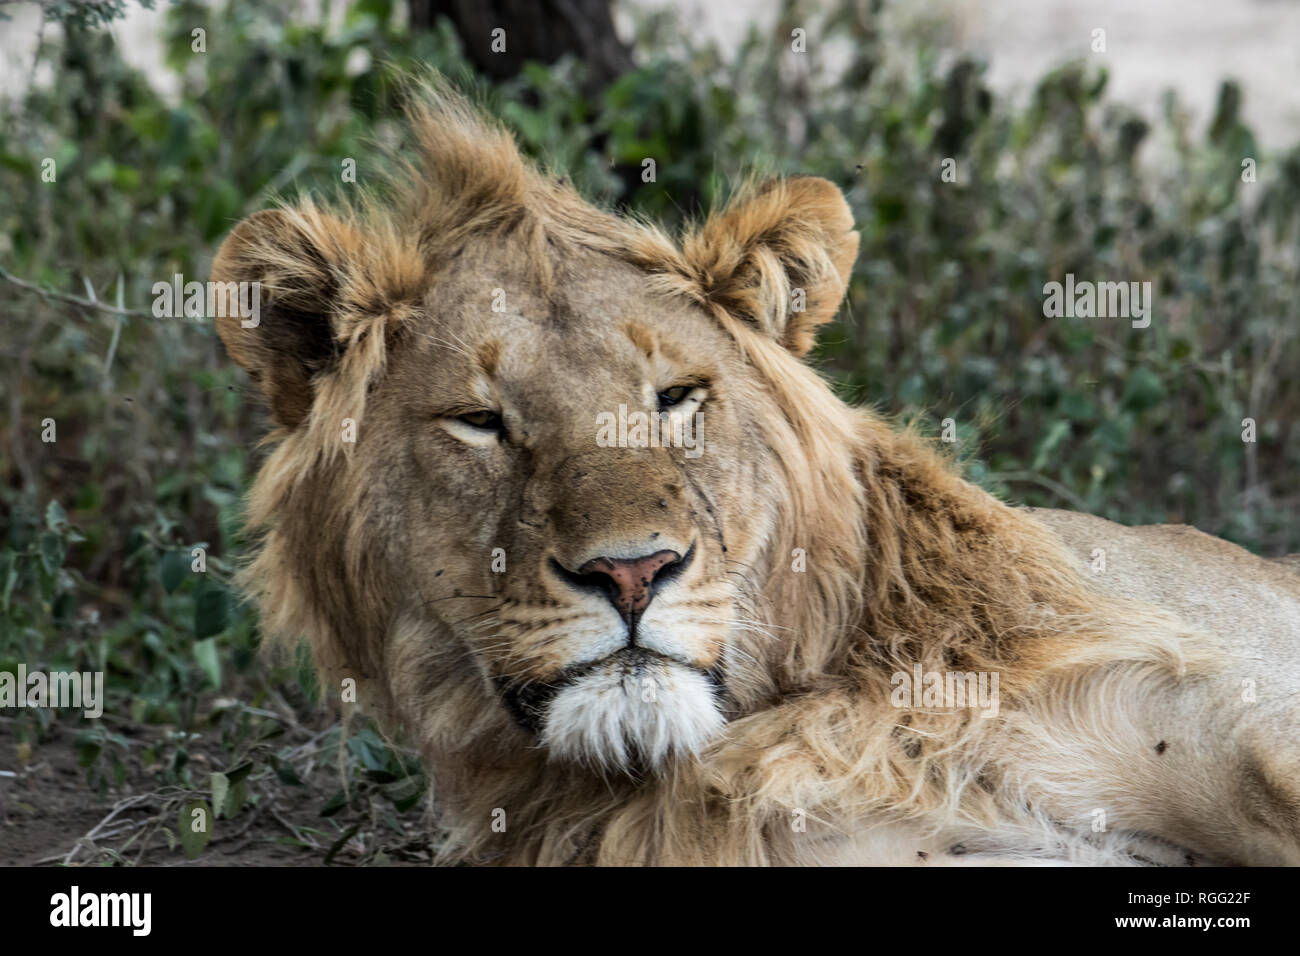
<box><xmin>408</xmin><ymin>0</ymin><xmax>634</xmax><ymax>96</ymax></box>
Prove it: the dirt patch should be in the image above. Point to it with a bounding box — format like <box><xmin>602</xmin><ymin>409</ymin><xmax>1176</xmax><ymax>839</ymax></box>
<box><xmin>1</xmin><ymin>717</ymin><xmax>432</xmax><ymax>867</ymax></box>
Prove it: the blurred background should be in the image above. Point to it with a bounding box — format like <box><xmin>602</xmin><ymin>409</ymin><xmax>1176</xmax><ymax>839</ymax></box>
<box><xmin>1</xmin><ymin>0</ymin><xmax>1298</xmax><ymax>865</ymax></box>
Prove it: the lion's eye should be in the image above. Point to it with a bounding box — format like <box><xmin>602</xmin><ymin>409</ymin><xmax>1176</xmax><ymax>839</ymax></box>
<box><xmin>657</xmin><ymin>385</ymin><xmax>694</xmax><ymax>410</ymax></box>
<box><xmin>457</xmin><ymin>410</ymin><xmax>502</xmax><ymax>431</ymax></box>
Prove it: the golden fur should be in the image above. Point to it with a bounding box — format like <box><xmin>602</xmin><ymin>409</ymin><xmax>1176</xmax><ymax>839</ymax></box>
<box><xmin>212</xmin><ymin>81</ymin><xmax>1300</xmax><ymax>866</ymax></box>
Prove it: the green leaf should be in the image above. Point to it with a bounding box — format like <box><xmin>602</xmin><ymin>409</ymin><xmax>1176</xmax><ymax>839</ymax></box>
<box><xmin>210</xmin><ymin>771</ymin><xmax>230</xmax><ymax>818</ymax></box>
<box><xmin>1</xmin><ymin>552</ymin><xmax>17</xmax><ymax>611</ymax></box>
<box><xmin>87</xmin><ymin>158</ymin><xmax>116</xmax><ymax>183</ymax></box>
<box><xmin>77</xmin><ymin>740</ymin><xmax>102</xmax><ymax>769</ymax></box>
<box><xmin>1031</xmin><ymin>420</ymin><xmax>1072</xmax><ymax>472</ymax></box>
<box><xmin>193</xmin><ymin>637</ymin><xmax>222</xmax><ymax>688</ymax></box>
<box><xmin>194</xmin><ymin>583</ymin><xmax>230</xmax><ymax>638</ymax></box>
<box><xmin>160</xmin><ymin>550</ymin><xmax>189</xmax><ymax>593</ymax></box>
<box><xmin>272</xmin><ymin>755</ymin><xmax>304</xmax><ymax>786</ymax></box>
<box><xmin>227</xmin><ymin>776</ymin><xmax>248</xmax><ymax>817</ymax></box>
<box><xmin>324</xmin><ymin>822</ymin><xmax>361</xmax><ymax>865</ymax></box>
<box><xmin>45</xmin><ymin>501</ymin><xmax>67</xmax><ymax>532</ymax></box>
<box><xmin>320</xmin><ymin>789</ymin><xmax>349</xmax><ymax>818</ymax></box>
<box><xmin>178</xmin><ymin>799</ymin><xmax>213</xmax><ymax>860</ymax></box>
<box><xmin>222</xmin><ymin>760</ymin><xmax>253</xmax><ymax>817</ymax></box>
<box><xmin>38</xmin><ymin>532</ymin><xmax>66</xmax><ymax>574</ymax></box>
<box><xmin>1122</xmin><ymin>366</ymin><xmax>1166</xmax><ymax>412</ymax></box>
<box><xmin>347</xmin><ymin>727</ymin><xmax>389</xmax><ymax>772</ymax></box>
<box><xmin>382</xmin><ymin>774</ymin><xmax>426</xmax><ymax>812</ymax></box>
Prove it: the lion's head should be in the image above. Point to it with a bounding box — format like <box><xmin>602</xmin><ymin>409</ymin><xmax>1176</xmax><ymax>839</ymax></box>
<box><xmin>212</xmin><ymin>86</ymin><xmax>861</xmax><ymax>780</ymax></box>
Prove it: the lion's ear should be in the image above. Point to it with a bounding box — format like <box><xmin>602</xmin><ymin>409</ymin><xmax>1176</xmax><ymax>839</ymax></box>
<box><xmin>210</xmin><ymin>207</ymin><xmax>354</xmax><ymax>429</ymax></box>
<box><xmin>683</xmin><ymin>176</ymin><xmax>858</xmax><ymax>357</ymax></box>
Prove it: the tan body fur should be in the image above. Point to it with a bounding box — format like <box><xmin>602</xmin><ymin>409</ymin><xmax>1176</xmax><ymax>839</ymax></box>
<box><xmin>211</xmin><ymin>81</ymin><xmax>1300</xmax><ymax>866</ymax></box>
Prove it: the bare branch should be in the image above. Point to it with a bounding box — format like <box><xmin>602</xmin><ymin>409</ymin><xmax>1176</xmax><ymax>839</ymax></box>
<box><xmin>0</xmin><ymin>263</ymin><xmax>150</xmax><ymax>317</ymax></box>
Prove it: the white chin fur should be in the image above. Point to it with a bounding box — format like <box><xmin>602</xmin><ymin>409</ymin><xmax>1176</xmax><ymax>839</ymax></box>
<box><xmin>540</xmin><ymin>657</ymin><xmax>724</xmax><ymax>771</ymax></box>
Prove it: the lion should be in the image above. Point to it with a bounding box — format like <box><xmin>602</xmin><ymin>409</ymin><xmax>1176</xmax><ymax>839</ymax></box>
<box><xmin>210</xmin><ymin>83</ymin><xmax>1300</xmax><ymax>866</ymax></box>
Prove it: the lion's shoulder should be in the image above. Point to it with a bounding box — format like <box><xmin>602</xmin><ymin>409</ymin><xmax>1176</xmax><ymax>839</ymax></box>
<box><xmin>1273</xmin><ymin>554</ymin><xmax>1300</xmax><ymax>576</ymax></box>
<box><xmin>1020</xmin><ymin>507</ymin><xmax>1300</xmax><ymax>651</ymax></box>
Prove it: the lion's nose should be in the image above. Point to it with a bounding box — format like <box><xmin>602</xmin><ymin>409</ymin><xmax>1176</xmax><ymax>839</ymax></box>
<box><xmin>557</xmin><ymin>547</ymin><xmax>691</xmax><ymax>623</ymax></box>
